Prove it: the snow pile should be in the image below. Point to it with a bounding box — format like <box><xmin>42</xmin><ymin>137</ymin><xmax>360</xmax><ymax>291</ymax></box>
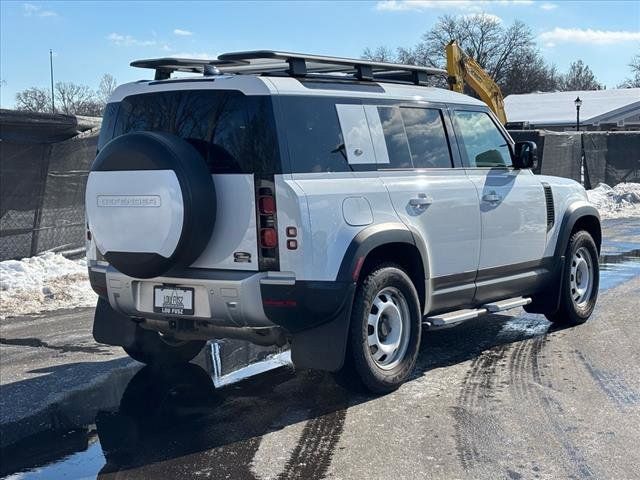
<box><xmin>587</xmin><ymin>183</ymin><xmax>640</xmax><ymax>219</ymax></box>
<box><xmin>0</xmin><ymin>252</ymin><xmax>97</xmax><ymax>319</ymax></box>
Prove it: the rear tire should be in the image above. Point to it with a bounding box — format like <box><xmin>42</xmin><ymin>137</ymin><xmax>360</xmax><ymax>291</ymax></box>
<box><xmin>123</xmin><ymin>327</ymin><xmax>205</xmax><ymax>366</ymax></box>
<box><xmin>545</xmin><ymin>230</ymin><xmax>599</xmax><ymax>326</ymax></box>
<box><xmin>339</xmin><ymin>263</ymin><xmax>421</xmax><ymax>394</ymax></box>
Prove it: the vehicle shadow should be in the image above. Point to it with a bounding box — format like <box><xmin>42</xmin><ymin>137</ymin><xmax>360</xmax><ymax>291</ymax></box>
<box><xmin>94</xmin><ymin>311</ymin><xmax>564</xmax><ymax>479</ymax></box>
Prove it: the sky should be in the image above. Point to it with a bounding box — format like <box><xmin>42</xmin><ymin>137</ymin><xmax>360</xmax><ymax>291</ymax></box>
<box><xmin>1</xmin><ymin>0</ymin><xmax>639</xmax><ymax>108</ymax></box>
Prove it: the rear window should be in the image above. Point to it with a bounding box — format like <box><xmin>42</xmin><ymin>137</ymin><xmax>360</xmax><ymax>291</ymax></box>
<box><xmin>102</xmin><ymin>90</ymin><xmax>280</xmax><ymax>174</ymax></box>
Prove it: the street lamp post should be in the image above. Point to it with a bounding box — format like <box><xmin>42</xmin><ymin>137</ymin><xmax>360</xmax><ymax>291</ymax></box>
<box><xmin>49</xmin><ymin>49</ymin><xmax>55</xmax><ymax>114</ymax></box>
<box><xmin>574</xmin><ymin>96</ymin><xmax>582</xmax><ymax>132</ymax></box>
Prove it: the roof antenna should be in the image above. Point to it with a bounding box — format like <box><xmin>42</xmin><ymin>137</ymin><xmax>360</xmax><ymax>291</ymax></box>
<box><xmin>203</xmin><ymin>64</ymin><xmax>221</xmax><ymax>76</ymax></box>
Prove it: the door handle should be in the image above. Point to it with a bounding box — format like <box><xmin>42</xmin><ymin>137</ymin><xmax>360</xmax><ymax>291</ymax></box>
<box><xmin>482</xmin><ymin>191</ymin><xmax>502</xmax><ymax>204</ymax></box>
<box><xmin>409</xmin><ymin>194</ymin><xmax>433</xmax><ymax>208</ymax></box>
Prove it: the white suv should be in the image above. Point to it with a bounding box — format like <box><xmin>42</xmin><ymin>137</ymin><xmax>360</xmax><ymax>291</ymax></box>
<box><xmin>86</xmin><ymin>51</ymin><xmax>601</xmax><ymax>393</ymax></box>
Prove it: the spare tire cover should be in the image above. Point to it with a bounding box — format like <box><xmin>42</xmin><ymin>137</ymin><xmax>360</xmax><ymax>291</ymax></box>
<box><xmin>86</xmin><ymin>132</ymin><xmax>216</xmax><ymax>278</ymax></box>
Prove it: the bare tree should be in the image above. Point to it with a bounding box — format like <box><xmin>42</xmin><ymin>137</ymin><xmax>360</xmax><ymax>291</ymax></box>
<box><xmin>362</xmin><ymin>14</ymin><xmax>551</xmax><ymax>95</ymax></box>
<box><xmin>560</xmin><ymin>60</ymin><xmax>602</xmax><ymax>91</ymax></box>
<box><xmin>97</xmin><ymin>73</ymin><xmax>118</xmax><ymax>104</ymax></box>
<box><xmin>618</xmin><ymin>54</ymin><xmax>640</xmax><ymax>88</ymax></box>
<box><xmin>15</xmin><ymin>87</ymin><xmax>52</xmax><ymax>112</ymax></box>
<box><xmin>502</xmin><ymin>50</ymin><xmax>561</xmax><ymax>95</ymax></box>
<box><xmin>54</xmin><ymin>81</ymin><xmax>95</xmax><ymax>115</ymax></box>
<box><xmin>362</xmin><ymin>46</ymin><xmax>396</xmax><ymax>63</ymax></box>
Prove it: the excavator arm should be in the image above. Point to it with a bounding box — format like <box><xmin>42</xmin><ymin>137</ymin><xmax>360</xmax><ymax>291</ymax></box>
<box><xmin>446</xmin><ymin>41</ymin><xmax>507</xmax><ymax>125</ymax></box>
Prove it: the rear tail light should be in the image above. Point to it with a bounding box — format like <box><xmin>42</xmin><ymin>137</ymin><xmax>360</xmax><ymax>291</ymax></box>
<box><xmin>260</xmin><ymin>228</ymin><xmax>278</xmax><ymax>248</ymax></box>
<box><xmin>255</xmin><ymin>181</ymin><xmax>279</xmax><ymax>271</ymax></box>
<box><xmin>258</xmin><ymin>196</ymin><xmax>276</xmax><ymax>215</ymax></box>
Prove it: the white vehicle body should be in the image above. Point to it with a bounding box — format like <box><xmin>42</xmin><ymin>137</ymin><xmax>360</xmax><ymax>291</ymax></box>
<box><xmin>86</xmin><ymin>57</ymin><xmax>601</xmax><ymax>375</ymax></box>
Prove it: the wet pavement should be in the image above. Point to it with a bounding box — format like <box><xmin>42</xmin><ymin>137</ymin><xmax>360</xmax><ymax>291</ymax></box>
<box><xmin>1</xmin><ymin>218</ymin><xmax>640</xmax><ymax>480</ymax></box>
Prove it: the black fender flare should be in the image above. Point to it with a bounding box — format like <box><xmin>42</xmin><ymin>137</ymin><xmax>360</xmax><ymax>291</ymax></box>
<box><xmin>526</xmin><ymin>202</ymin><xmax>601</xmax><ymax>314</ymax></box>
<box><xmin>335</xmin><ymin>222</ymin><xmax>430</xmax><ymax>283</ymax></box>
<box><xmin>553</xmin><ymin>203</ymin><xmax>601</xmax><ymax>258</ymax></box>
<box><xmin>291</xmin><ymin>223</ymin><xmax>430</xmax><ymax>372</ymax></box>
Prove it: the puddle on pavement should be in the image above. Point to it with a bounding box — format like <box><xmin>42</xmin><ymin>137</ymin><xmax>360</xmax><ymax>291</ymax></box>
<box><xmin>2</xmin><ymin>246</ymin><xmax>640</xmax><ymax>480</ymax></box>
<box><xmin>599</xmin><ymin>249</ymin><xmax>640</xmax><ymax>291</ymax></box>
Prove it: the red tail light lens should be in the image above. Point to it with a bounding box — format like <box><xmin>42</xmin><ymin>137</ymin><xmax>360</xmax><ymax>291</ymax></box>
<box><xmin>258</xmin><ymin>196</ymin><xmax>276</xmax><ymax>215</ymax></box>
<box><xmin>260</xmin><ymin>228</ymin><xmax>278</xmax><ymax>248</ymax></box>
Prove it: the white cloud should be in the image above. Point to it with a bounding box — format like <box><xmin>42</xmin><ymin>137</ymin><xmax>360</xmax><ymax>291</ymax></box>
<box><xmin>168</xmin><ymin>52</ymin><xmax>217</xmax><ymax>60</ymax></box>
<box><xmin>23</xmin><ymin>3</ymin><xmax>57</xmax><ymax>17</ymax></box>
<box><xmin>107</xmin><ymin>33</ymin><xmax>157</xmax><ymax>47</ymax></box>
<box><xmin>540</xmin><ymin>2</ymin><xmax>557</xmax><ymax>10</ymax></box>
<box><xmin>173</xmin><ymin>29</ymin><xmax>193</xmax><ymax>36</ymax></box>
<box><xmin>376</xmin><ymin>0</ymin><xmax>532</xmax><ymax>12</ymax></box>
<box><xmin>463</xmin><ymin>12</ymin><xmax>502</xmax><ymax>23</ymax></box>
<box><xmin>539</xmin><ymin>28</ymin><xmax>640</xmax><ymax>45</ymax></box>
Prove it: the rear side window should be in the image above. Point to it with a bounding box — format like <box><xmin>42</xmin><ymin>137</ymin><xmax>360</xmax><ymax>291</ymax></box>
<box><xmin>377</xmin><ymin>106</ymin><xmax>413</xmax><ymax>169</ymax></box>
<box><xmin>279</xmin><ymin>96</ymin><xmax>367</xmax><ymax>173</ymax></box>
<box><xmin>111</xmin><ymin>90</ymin><xmax>280</xmax><ymax>174</ymax></box>
<box><xmin>399</xmin><ymin>108</ymin><xmax>452</xmax><ymax>169</ymax></box>
<box><xmin>452</xmin><ymin>110</ymin><xmax>512</xmax><ymax>168</ymax></box>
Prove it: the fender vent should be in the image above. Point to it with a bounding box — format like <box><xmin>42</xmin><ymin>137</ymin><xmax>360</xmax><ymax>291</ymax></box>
<box><xmin>542</xmin><ymin>183</ymin><xmax>554</xmax><ymax>231</ymax></box>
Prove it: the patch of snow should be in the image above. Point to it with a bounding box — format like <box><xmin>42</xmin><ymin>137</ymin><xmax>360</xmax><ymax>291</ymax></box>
<box><xmin>587</xmin><ymin>183</ymin><xmax>640</xmax><ymax>219</ymax></box>
<box><xmin>0</xmin><ymin>252</ymin><xmax>97</xmax><ymax>319</ymax></box>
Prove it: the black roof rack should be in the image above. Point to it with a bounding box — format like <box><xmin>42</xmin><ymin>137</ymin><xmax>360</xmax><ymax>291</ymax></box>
<box><xmin>130</xmin><ymin>50</ymin><xmax>447</xmax><ymax>84</ymax></box>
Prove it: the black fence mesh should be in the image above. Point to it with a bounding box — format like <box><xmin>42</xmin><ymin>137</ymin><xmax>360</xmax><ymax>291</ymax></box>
<box><xmin>583</xmin><ymin>132</ymin><xmax>640</xmax><ymax>187</ymax></box>
<box><xmin>0</xmin><ymin>110</ymin><xmax>99</xmax><ymax>261</ymax></box>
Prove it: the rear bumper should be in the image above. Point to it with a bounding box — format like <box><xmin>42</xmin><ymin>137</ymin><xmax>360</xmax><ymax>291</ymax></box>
<box><xmin>89</xmin><ymin>265</ymin><xmax>355</xmax><ymax>332</ymax></box>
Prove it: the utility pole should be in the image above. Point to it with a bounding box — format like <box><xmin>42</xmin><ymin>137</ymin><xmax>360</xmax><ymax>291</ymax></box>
<box><xmin>49</xmin><ymin>49</ymin><xmax>55</xmax><ymax>114</ymax></box>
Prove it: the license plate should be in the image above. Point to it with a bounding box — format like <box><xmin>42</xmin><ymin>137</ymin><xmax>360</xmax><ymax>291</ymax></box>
<box><xmin>153</xmin><ymin>286</ymin><xmax>194</xmax><ymax>315</ymax></box>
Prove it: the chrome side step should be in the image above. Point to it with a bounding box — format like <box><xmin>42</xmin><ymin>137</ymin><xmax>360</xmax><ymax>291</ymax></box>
<box><xmin>424</xmin><ymin>297</ymin><xmax>531</xmax><ymax>329</ymax></box>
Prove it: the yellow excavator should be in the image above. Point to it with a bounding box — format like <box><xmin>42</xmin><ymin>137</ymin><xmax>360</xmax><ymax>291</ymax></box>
<box><xmin>446</xmin><ymin>40</ymin><xmax>507</xmax><ymax>125</ymax></box>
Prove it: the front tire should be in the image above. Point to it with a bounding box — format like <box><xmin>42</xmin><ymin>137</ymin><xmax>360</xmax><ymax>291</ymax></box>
<box><xmin>123</xmin><ymin>327</ymin><xmax>205</xmax><ymax>366</ymax></box>
<box><xmin>340</xmin><ymin>263</ymin><xmax>422</xmax><ymax>394</ymax></box>
<box><xmin>546</xmin><ymin>230</ymin><xmax>599</xmax><ymax>326</ymax></box>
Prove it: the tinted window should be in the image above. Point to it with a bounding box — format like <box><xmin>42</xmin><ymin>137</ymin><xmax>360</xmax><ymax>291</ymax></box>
<box><xmin>378</xmin><ymin>106</ymin><xmax>412</xmax><ymax>169</ymax></box>
<box><xmin>112</xmin><ymin>90</ymin><xmax>280</xmax><ymax>174</ymax></box>
<box><xmin>279</xmin><ymin>96</ymin><xmax>360</xmax><ymax>173</ymax></box>
<box><xmin>400</xmin><ymin>108</ymin><xmax>452</xmax><ymax>169</ymax></box>
<box><xmin>453</xmin><ymin>111</ymin><xmax>512</xmax><ymax>167</ymax></box>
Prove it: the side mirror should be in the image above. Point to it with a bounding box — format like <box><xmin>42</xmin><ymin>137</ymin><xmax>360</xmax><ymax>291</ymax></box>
<box><xmin>513</xmin><ymin>141</ymin><xmax>538</xmax><ymax>170</ymax></box>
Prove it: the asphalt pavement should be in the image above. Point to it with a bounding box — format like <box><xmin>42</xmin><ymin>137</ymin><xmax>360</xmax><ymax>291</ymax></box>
<box><xmin>1</xmin><ymin>218</ymin><xmax>639</xmax><ymax>480</ymax></box>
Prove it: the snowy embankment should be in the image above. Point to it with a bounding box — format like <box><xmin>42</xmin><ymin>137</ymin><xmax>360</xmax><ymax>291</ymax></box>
<box><xmin>0</xmin><ymin>252</ymin><xmax>97</xmax><ymax>319</ymax></box>
<box><xmin>586</xmin><ymin>183</ymin><xmax>640</xmax><ymax>219</ymax></box>
<box><xmin>1</xmin><ymin>182</ymin><xmax>638</xmax><ymax>319</ymax></box>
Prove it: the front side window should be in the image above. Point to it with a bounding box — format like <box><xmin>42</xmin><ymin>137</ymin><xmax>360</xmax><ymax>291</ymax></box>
<box><xmin>452</xmin><ymin>110</ymin><xmax>512</xmax><ymax>168</ymax></box>
<box><xmin>399</xmin><ymin>107</ymin><xmax>452</xmax><ymax>169</ymax></box>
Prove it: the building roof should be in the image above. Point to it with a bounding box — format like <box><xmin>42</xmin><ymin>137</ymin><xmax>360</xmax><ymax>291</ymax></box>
<box><xmin>504</xmin><ymin>88</ymin><xmax>640</xmax><ymax>126</ymax></box>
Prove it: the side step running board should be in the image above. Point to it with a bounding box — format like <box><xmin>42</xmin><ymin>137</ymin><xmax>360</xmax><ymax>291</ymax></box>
<box><xmin>424</xmin><ymin>297</ymin><xmax>531</xmax><ymax>329</ymax></box>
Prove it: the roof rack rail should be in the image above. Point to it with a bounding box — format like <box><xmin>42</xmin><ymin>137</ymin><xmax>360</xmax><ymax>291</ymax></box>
<box><xmin>131</xmin><ymin>50</ymin><xmax>447</xmax><ymax>85</ymax></box>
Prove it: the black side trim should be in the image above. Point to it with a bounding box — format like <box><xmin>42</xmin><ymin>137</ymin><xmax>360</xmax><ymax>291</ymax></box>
<box><xmin>432</xmin><ymin>271</ymin><xmax>475</xmax><ymax>290</ymax></box>
<box><xmin>475</xmin><ymin>258</ymin><xmax>551</xmax><ymax>284</ymax></box>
